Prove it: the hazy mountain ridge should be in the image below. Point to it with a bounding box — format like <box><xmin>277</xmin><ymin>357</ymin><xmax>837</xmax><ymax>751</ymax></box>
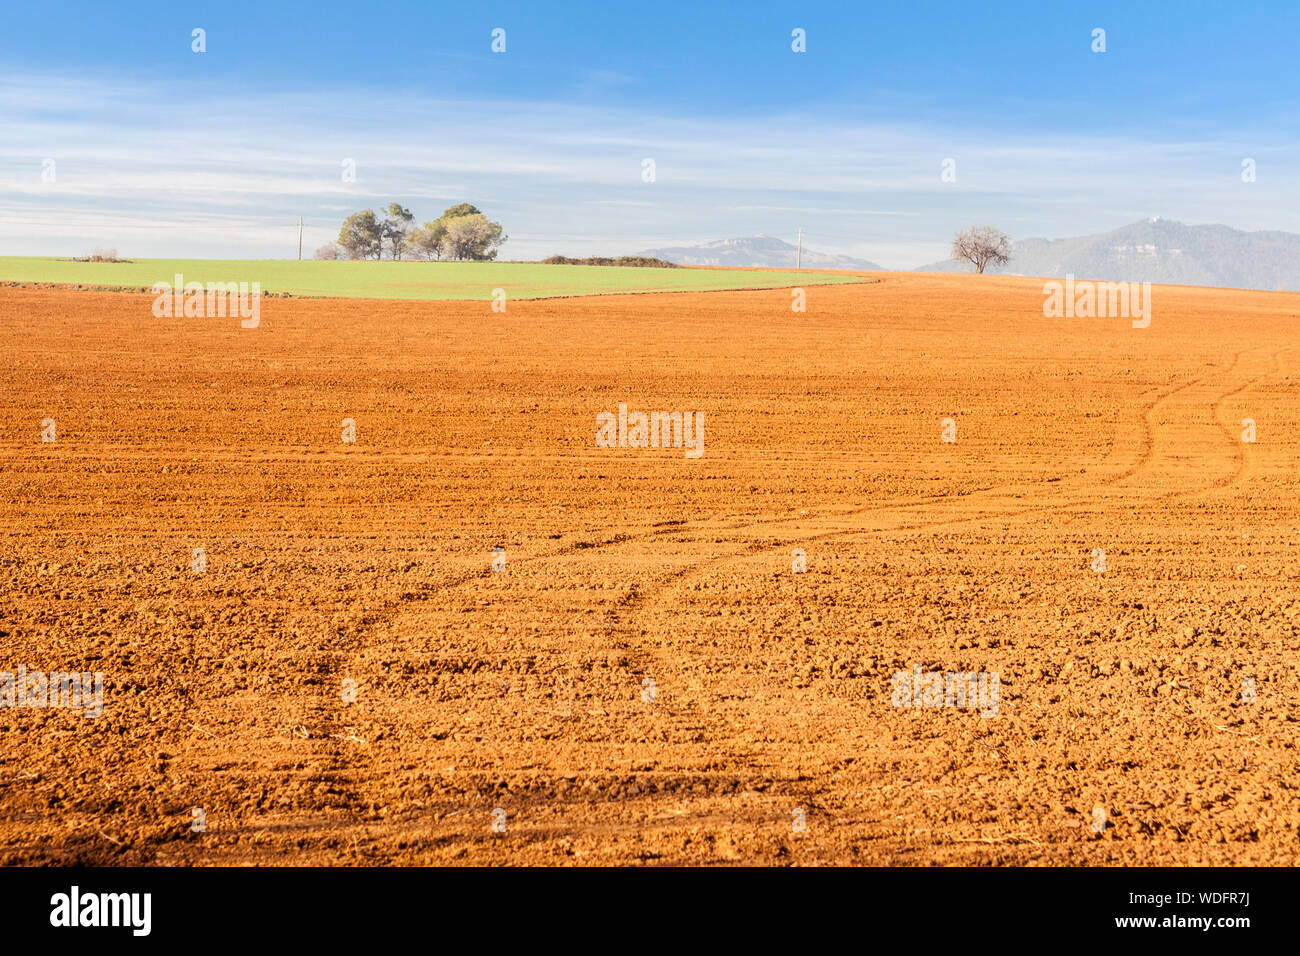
<box><xmin>916</xmin><ymin>219</ymin><xmax>1300</xmax><ymax>291</ymax></box>
<box><xmin>641</xmin><ymin>235</ymin><xmax>883</xmax><ymax>271</ymax></box>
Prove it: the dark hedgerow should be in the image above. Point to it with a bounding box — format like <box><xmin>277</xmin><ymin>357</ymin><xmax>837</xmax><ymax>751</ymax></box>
<box><xmin>540</xmin><ymin>255</ymin><xmax>678</xmax><ymax>268</ymax></box>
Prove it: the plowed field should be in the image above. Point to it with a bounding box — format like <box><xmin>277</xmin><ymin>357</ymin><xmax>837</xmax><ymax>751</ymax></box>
<box><xmin>2</xmin><ymin>273</ymin><xmax>1299</xmax><ymax>865</ymax></box>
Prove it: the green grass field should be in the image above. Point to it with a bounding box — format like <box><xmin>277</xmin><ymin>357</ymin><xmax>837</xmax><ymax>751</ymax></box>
<box><xmin>0</xmin><ymin>257</ymin><xmax>872</xmax><ymax>301</ymax></box>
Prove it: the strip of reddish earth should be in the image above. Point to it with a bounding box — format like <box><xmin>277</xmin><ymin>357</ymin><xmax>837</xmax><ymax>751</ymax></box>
<box><xmin>1</xmin><ymin>276</ymin><xmax>1297</xmax><ymax>864</ymax></box>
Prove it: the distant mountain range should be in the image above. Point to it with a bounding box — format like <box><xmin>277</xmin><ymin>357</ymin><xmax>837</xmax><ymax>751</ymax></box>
<box><xmin>915</xmin><ymin>218</ymin><xmax>1300</xmax><ymax>291</ymax></box>
<box><xmin>640</xmin><ymin>235</ymin><xmax>883</xmax><ymax>271</ymax></box>
<box><xmin>641</xmin><ymin>221</ymin><xmax>1299</xmax><ymax>292</ymax></box>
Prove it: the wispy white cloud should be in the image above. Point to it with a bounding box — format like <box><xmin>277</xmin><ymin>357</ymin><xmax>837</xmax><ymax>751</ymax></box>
<box><xmin>1</xmin><ymin>72</ymin><xmax>1296</xmax><ymax>266</ymax></box>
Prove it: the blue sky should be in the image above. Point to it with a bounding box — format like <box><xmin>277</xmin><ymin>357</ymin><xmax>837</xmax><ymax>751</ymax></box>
<box><xmin>1</xmin><ymin>0</ymin><xmax>1296</xmax><ymax>265</ymax></box>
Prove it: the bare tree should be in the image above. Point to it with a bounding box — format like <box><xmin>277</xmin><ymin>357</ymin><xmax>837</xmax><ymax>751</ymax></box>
<box><xmin>951</xmin><ymin>225</ymin><xmax>1012</xmax><ymax>274</ymax></box>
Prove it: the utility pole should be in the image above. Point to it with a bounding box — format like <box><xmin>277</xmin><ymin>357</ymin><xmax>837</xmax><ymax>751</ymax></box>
<box><xmin>796</xmin><ymin>227</ymin><xmax>803</xmax><ymax>270</ymax></box>
<box><xmin>297</xmin><ymin>216</ymin><xmax>303</xmax><ymax>261</ymax></box>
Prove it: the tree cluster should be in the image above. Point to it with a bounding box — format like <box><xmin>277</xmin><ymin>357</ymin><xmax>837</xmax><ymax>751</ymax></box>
<box><xmin>323</xmin><ymin>203</ymin><xmax>507</xmax><ymax>261</ymax></box>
